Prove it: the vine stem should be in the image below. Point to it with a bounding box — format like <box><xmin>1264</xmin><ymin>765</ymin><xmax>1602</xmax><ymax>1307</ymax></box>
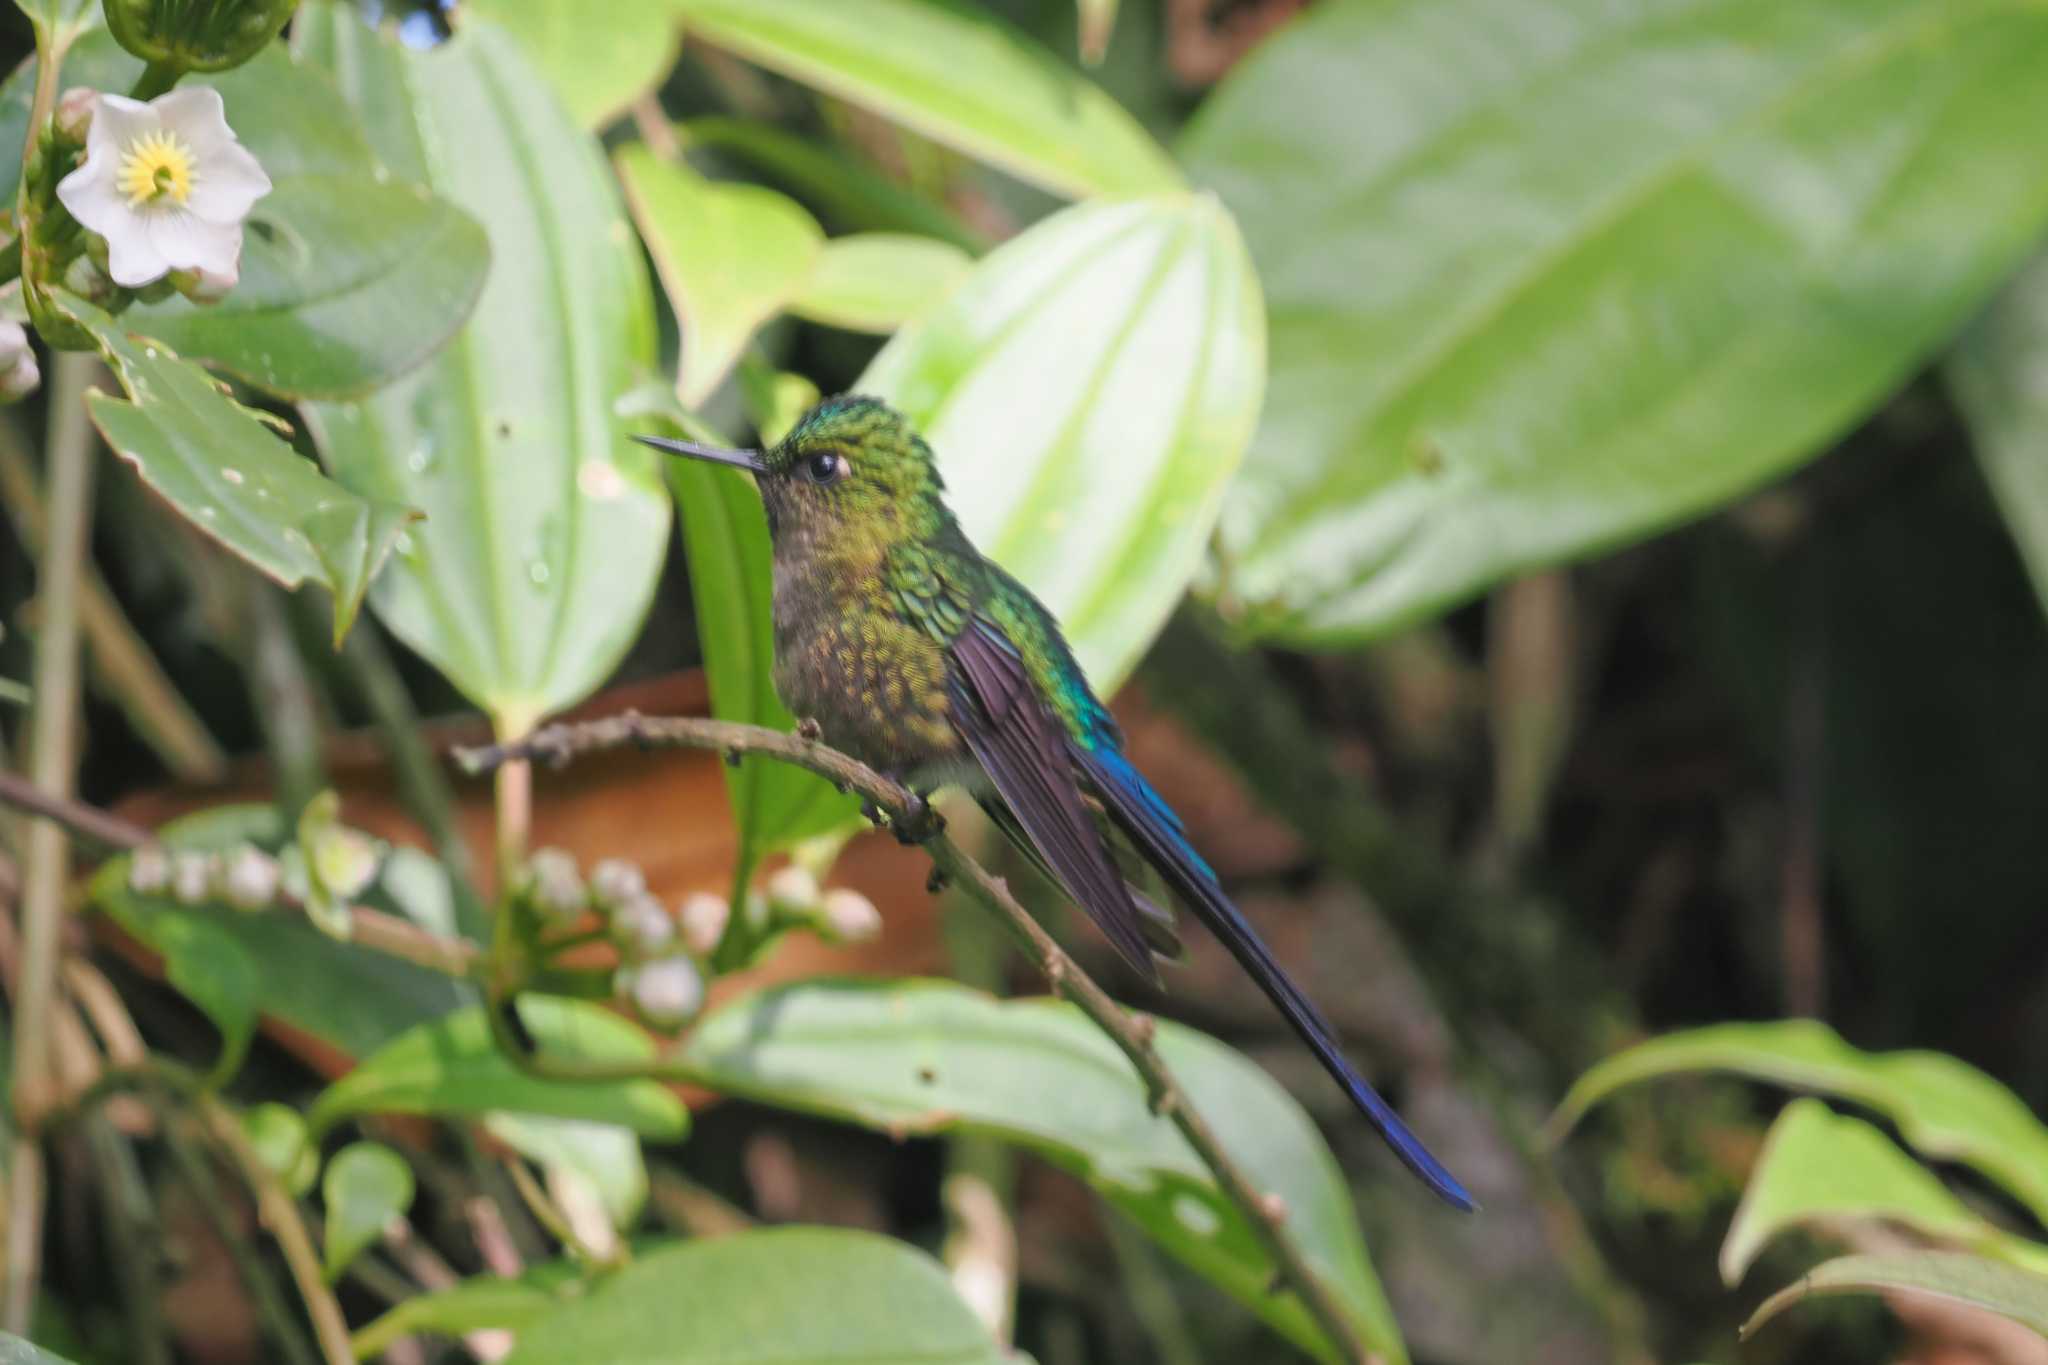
<box><xmin>455</xmin><ymin>712</ymin><xmax>1378</xmax><ymax>1363</ymax></box>
<box><xmin>5</xmin><ymin>352</ymin><xmax>97</xmax><ymax>1330</ymax></box>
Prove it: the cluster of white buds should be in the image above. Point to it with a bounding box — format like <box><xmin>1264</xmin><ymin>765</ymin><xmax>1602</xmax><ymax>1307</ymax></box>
<box><xmin>522</xmin><ymin>847</ymin><xmax>586</xmax><ymax>922</ymax></box>
<box><xmin>128</xmin><ymin>840</ymin><xmax>279</xmax><ymax>912</ymax></box>
<box><xmin>761</xmin><ymin>864</ymin><xmax>882</xmax><ymax>945</ymax></box>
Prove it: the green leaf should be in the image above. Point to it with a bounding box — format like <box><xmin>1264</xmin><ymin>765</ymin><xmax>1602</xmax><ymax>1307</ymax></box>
<box><xmin>1948</xmin><ymin>250</ymin><xmax>2048</xmax><ymax>622</ymax></box>
<box><xmin>10</xmin><ymin>0</ymin><xmax>92</xmax><ymax>43</ymax></box>
<box><xmin>1180</xmin><ymin>0</ymin><xmax>2048</xmax><ymax>643</ymax></box>
<box><xmin>500</xmin><ymin>1228</ymin><xmax>1008</xmax><ymax>1365</ymax></box>
<box><xmin>1743</xmin><ymin>1251</ymin><xmax>2048</xmax><ymax>1341</ymax></box>
<box><xmin>619</xmin><ymin>391</ymin><xmax>857</xmax><ymax>886</ymax></box>
<box><xmin>244</xmin><ymin>1101</ymin><xmax>318</xmax><ymax>1196</ymax></box>
<box><xmin>483</xmin><ymin>1114</ymin><xmax>647</xmax><ymax>1230</ymax></box>
<box><xmin>681</xmin><ymin>979</ymin><xmax>1400</xmax><ymax>1363</ymax></box>
<box><xmin>351</xmin><ymin>1267</ymin><xmax>572</xmax><ymax>1358</ymax></box>
<box><xmin>1551</xmin><ymin>1020</ymin><xmax>2048</xmax><ymax>1226</ymax></box>
<box><xmin>680</xmin><ymin>116</ymin><xmax>989</xmax><ymax>252</ymax></box>
<box><xmin>860</xmin><ymin>194</ymin><xmax>1264</xmax><ymax>691</ymax></box>
<box><xmin>307</xmin><ymin>997</ymin><xmax>688</xmax><ymax>1140</ymax></box>
<box><xmin>300</xmin><ymin>10</ymin><xmax>671</xmax><ymax>735</ymax></box>
<box><xmin>0</xmin><ymin>1331</ymin><xmax>82</xmax><ymax>1365</ymax></box>
<box><xmin>62</xmin><ymin>294</ymin><xmax>414</xmax><ymax>642</ymax></box>
<box><xmin>1720</xmin><ymin>1099</ymin><xmax>2048</xmax><ymax>1287</ymax></box>
<box><xmin>790</xmin><ymin>233</ymin><xmax>972</xmax><ymax>335</ymax></box>
<box><xmin>616</xmin><ymin>148</ymin><xmax>823</xmax><ymax>406</ymax></box>
<box><xmin>322</xmin><ymin>1141</ymin><xmax>416</xmax><ymax>1280</ymax></box>
<box><xmin>91</xmin><ymin>805</ymin><xmax>469</xmax><ymax>1062</ymax></box>
<box><xmin>155</xmin><ymin>914</ymin><xmax>258</xmax><ymax>1086</ymax></box>
<box><xmin>127</xmin><ymin>176</ymin><xmax>490</xmax><ymax>400</ymax></box>
<box><xmin>670</xmin><ymin>0</ymin><xmax>1179</xmax><ymax>201</ymax></box>
<box><xmin>462</xmin><ymin>0</ymin><xmax>678</xmax><ymax>130</ymax></box>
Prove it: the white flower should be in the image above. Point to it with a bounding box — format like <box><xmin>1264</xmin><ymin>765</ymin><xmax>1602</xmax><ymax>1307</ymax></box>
<box><xmin>56</xmin><ymin>87</ymin><xmax>270</xmax><ymax>290</ymax></box>
<box><xmin>618</xmin><ymin>955</ymin><xmax>705</xmax><ymax>1031</ymax></box>
<box><xmin>678</xmin><ymin>892</ymin><xmax>729</xmax><ymax>957</ymax></box>
<box><xmin>819</xmin><ymin>889</ymin><xmax>882</xmax><ymax>944</ymax></box>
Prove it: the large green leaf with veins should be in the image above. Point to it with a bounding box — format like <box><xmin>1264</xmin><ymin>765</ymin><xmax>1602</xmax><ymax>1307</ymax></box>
<box><xmin>681</xmin><ymin>979</ymin><xmax>1400</xmax><ymax>1363</ymax></box>
<box><xmin>1181</xmin><ymin>0</ymin><xmax>2048</xmax><ymax>642</ymax></box>
<box><xmin>298</xmin><ymin>7</ymin><xmax>670</xmax><ymax>734</ymax></box>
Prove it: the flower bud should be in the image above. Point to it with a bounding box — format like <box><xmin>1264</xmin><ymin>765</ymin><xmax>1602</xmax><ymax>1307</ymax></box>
<box><xmin>170</xmin><ymin>262</ymin><xmax>238</xmax><ymax>304</ymax></box>
<box><xmin>678</xmin><ymin>892</ymin><xmax>729</xmax><ymax>957</ymax></box>
<box><xmin>53</xmin><ymin>87</ymin><xmax>96</xmax><ymax>147</ymax></box>
<box><xmin>588</xmin><ymin>857</ymin><xmax>646</xmax><ymax>908</ymax></box>
<box><xmin>819</xmin><ymin>888</ymin><xmax>882</xmax><ymax>944</ymax></box>
<box><xmin>764</xmin><ymin>865</ymin><xmax>820</xmax><ymax>918</ymax></box>
<box><xmin>308</xmin><ymin>825</ymin><xmax>378</xmax><ymax>902</ymax></box>
<box><xmin>216</xmin><ymin>843</ymin><xmax>278</xmax><ymax>911</ymax></box>
<box><xmin>0</xmin><ymin>321</ymin><xmax>39</xmax><ymax>403</ymax></box>
<box><xmin>524</xmin><ymin>847</ymin><xmax>585</xmax><ymax>922</ymax></box>
<box><xmin>610</xmin><ymin>892</ymin><xmax>676</xmax><ymax>959</ymax></box>
<box><xmin>170</xmin><ymin>850</ymin><xmax>214</xmax><ymax>905</ymax></box>
<box><xmin>103</xmin><ymin>0</ymin><xmax>301</xmax><ymax>74</ymax></box>
<box><xmin>128</xmin><ymin>844</ymin><xmax>171</xmax><ymax>895</ymax></box>
<box><xmin>618</xmin><ymin>954</ymin><xmax>704</xmax><ymax>1031</ymax></box>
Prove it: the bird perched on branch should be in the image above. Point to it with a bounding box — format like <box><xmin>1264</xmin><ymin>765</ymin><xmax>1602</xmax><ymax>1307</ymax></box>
<box><xmin>637</xmin><ymin>395</ymin><xmax>1474</xmax><ymax>1211</ymax></box>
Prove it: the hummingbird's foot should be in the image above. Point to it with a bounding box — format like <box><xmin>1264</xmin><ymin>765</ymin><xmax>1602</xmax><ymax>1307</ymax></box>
<box><xmin>891</xmin><ymin>792</ymin><xmax>946</xmax><ymax>846</ymax></box>
<box><xmin>859</xmin><ymin>799</ymin><xmax>887</xmax><ymax>828</ymax></box>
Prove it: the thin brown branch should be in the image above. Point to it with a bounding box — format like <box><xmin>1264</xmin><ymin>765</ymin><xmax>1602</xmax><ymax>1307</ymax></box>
<box><xmin>0</xmin><ymin>771</ymin><xmax>482</xmax><ymax>980</ymax></box>
<box><xmin>456</xmin><ymin>712</ymin><xmax>1377</xmax><ymax>1363</ymax></box>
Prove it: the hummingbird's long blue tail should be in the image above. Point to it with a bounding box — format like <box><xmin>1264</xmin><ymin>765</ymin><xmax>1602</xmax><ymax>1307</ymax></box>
<box><xmin>1077</xmin><ymin>742</ymin><xmax>1479</xmax><ymax>1213</ymax></box>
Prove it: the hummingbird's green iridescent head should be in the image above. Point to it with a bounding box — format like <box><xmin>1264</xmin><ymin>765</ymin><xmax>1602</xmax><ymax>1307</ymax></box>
<box><xmin>637</xmin><ymin>394</ymin><xmax>951</xmax><ymax>549</ymax></box>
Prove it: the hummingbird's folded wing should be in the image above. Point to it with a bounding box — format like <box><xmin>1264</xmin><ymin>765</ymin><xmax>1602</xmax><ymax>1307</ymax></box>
<box><xmin>946</xmin><ymin>620</ymin><xmax>1163</xmax><ymax>986</ymax></box>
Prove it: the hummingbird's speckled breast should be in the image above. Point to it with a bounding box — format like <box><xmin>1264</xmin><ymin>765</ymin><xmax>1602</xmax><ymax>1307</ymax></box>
<box><xmin>770</xmin><ymin>550</ymin><xmax>961</xmax><ymax>780</ymax></box>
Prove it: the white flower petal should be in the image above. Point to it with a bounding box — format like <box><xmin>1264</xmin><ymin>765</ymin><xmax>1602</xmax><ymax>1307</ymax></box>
<box><xmin>55</xmin><ymin>152</ymin><xmax>124</xmax><ymax>234</ymax></box>
<box><xmin>145</xmin><ymin>210</ymin><xmax>242</xmax><ymax>279</ymax></box>
<box><xmin>150</xmin><ymin>86</ymin><xmax>228</xmax><ymax>142</ymax></box>
<box><xmin>186</xmin><ymin>140</ymin><xmax>271</xmax><ymax>225</ymax></box>
<box><xmin>104</xmin><ymin>222</ymin><xmax>171</xmax><ymax>287</ymax></box>
<box><xmin>84</xmin><ymin>94</ymin><xmax>159</xmax><ymax>163</ymax></box>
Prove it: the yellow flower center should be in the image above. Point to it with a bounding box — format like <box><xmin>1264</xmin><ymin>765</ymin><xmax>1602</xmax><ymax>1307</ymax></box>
<box><xmin>116</xmin><ymin>130</ymin><xmax>194</xmax><ymax>208</ymax></box>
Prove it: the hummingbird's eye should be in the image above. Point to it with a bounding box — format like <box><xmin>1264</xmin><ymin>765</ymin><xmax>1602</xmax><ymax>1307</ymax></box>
<box><xmin>803</xmin><ymin>451</ymin><xmax>847</xmax><ymax>485</ymax></box>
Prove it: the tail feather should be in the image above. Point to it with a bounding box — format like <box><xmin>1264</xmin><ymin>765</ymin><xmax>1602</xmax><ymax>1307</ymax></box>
<box><xmin>1079</xmin><ymin>744</ymin><xmax>1477</xmax><ymax>1213</ymax></box>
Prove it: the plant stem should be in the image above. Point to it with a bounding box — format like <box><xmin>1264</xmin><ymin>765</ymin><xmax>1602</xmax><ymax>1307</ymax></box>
<box><xmin>5</xmin><ymin>351</ymin><xmax>97</xmax><ymax>1331</ymax></box>
<box><xmin>456</xmin><ymin>712</ymin><xmax>1380</xmax><ymax>1363</ymax></box>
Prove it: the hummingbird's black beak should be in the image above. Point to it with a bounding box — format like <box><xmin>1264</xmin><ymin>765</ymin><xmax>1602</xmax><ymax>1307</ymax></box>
<box><xmin>633</xmin><ymin>434</ymin><xmax>767</xmax><ymax>473</ymax></box>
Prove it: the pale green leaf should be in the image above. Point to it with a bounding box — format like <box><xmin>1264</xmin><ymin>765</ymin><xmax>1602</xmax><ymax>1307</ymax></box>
<box><xmin>1181</xmin><ymin>0</ymin><xmax>2048</xmax><ymax>642</ymax></box>
<box><xmin>301</xmin><ymin>10</ymin><xmax>671</xmax><ymax>734</ymax></box>
<box><xmin>483</xmin><ymin>1114</ymin><xmax>647</xmax><ymax>1230</ymax></box>
<box><xmin>322</xmin><ymin>1141</ymin><xmax>416</xmax><ymax>1279</ymax></box>
<box><xmin>1743</xmin><ymin>1251</ymin><xmax>2048</xmax><ymax>1341</ymax></box>
<box><xmin>680</xmin><ymin>979</ymin><xmax>1400</xmax><ymax>1364</ymax></box>
<box><xmin>671</xmin><ymin>0</ymin><xmax>1179</xmax><ymax>200</ymax></box>
<box><xmin>1948</xmin><ymin>250</ymin><xmax>2048</xmax><ymax>622</ymax></box>
<box><xmin>790</xmin><ymin>233</ymin><xmax>972</xmax><ymax>334</ymax></box>
<box><xmin>499</xmin><ymin>1228</ymin><xmax>1008</xmax><ymax>1365</ymax></box>
<box><xmin>1720</xmin><ymin>1099</ymin><xmax>2048</xmax><ymax>1287</ymax></box>
<box><xmin>244</xmin><ymin>1102</ymin><xmax>318</xmax><ymax>1196</ymax></box>
<box><xmin>463</xmin><ymin>0</ymin><xmax>678</xmax><ymax>130</ymax></box>
<box><xmin>63</xmin><ymin>293</ymin><xmax>415</xmax><ymax>642</ymax></box>
<box><xmin>351</xmin><ymin>1269</ymin><xmax>571</xmax><ymax>1359</ymax></box>
<box><xmin>307</xmin><ymin>998</ymin><xmax>688</xmax><ymax>1140</ymax></box>
<box><xmin>860</xmin><ymin>194</ymin><xmax>1264</xmax><ymax>691</ymax></box>
<box><xmin>0</xmin><ymin>1331</ymin><xmax>82</xmax><ymax>1365</ymax></box>
<box><xmin>616</xmin><ymin>147</ymin><xmax>823</xmax><ymax>406</ymax></box>
<box><xmin>1551</xmin><ymin>1020</ymin><xmax>2048</xmax><ymax>1225</ymax></box>
<box><xmin>680</xmin><ymin>116</ymin><xmax>989</xmax><ymax>251</ymax></box>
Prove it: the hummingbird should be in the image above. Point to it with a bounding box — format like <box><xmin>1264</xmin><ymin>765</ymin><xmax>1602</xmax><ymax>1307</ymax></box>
<box><xmin>637</xmin><ymin>395</ymin><xmax>1474</xmax><ymax>1212</ymax></box>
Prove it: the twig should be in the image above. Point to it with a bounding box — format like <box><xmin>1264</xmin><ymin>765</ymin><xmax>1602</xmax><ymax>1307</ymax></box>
<box><xmin>0</xmin><ymin>771</ymin><xmax>482</xmax><ymax>980</ymax></box>
<box><xmin>194</xmin><ymin>1089</ymin><xmax>353</xmax><ymax>1365</ymax></box>
<box><xmin>6</xmin><ymin>350</ymin><xmax>98</xmax><ymax>1331</ymax></box>
<box><xmin>456</xmin><ymin>712</ymin><xmax>1377</xmax><ymax>1362</ymax></box>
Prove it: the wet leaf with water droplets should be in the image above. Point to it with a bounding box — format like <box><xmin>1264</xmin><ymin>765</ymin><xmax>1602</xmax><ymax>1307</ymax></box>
<box><xmin>299</xmin><ymin>10</ymin><xmax>669</xmax><ymax>731</ymax></box>
<box><xmin>62</xmin><ymin>293</ymin><xmax>415</xmax><ymax>641</ymax></box>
